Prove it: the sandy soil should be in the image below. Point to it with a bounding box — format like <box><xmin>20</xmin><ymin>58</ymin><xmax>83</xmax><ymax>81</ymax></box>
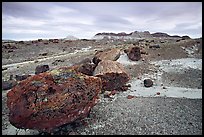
<box><xmin>2</xmin><ymin>38</ymin><xmax>202</xmax><ymax>135</ymax></box>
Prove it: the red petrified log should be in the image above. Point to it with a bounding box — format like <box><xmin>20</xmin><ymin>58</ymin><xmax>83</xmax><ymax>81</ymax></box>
<box><xmin>92</xmin><ymin>48</ymin><xmax>121</xmax><ymax>65</ymax></box>
<box><xmin>127</xmin><ymin>46</ymin><xmax>141</xmax><ymax>61</ymax></box>
<box><xmin>93</xmin><ymin>60</ymin><xmax>130</xmax><ymax>91</ymax></box>
<box><xmin>7</xmin><ymin>66</ymin><xmax>102</xmax><ymax>133</ymax></box>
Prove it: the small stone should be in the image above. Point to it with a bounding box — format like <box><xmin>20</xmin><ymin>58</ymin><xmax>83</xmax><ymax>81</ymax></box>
<box><xmin>144</xmin><ymin>79</ymin><xmax>153</xmax><ymax>87</ymax></box>
<box><xmin>163</xmin><ymin>87</ymin><xmax>167</xmax><ymax>89</ymax></box>
<box><xmin>104</xmin><ymin>91</ymin><xmax>111</xmax><ymax>98</ymax></box>
<box><xmin>158</xmin><ymin>53</ymin><xmax>160</xmax><ymax>56</ymax></box>
<box><xmin>126</xmin><ymin>84</ymin><xmax>131</xmax><ymax>87</ymax></box>
<box><xmin>127</xmin><ymin>95</ymin><xmax>135</xmax><ymax>99</ymax></box>
<box><xmin>156</xmin><ymin>92</ymin><xmax>160</xmax><ymax>95</ymax></box>
<box><xmin>39</xmin><ymin>52</ymin><xmax>48</xmax><ymax>56</ymax></box>
<box><xmin>110</xmin><ymin>90</ymin><xmax>117</xmax><ymax>95</ymax></box>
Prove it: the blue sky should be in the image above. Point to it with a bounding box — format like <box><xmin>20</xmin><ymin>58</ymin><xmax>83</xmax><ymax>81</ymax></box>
<box><xmin>2</xmin><ymin>2</ymin><xmax>202</xmax><ymax>40</ymax></box>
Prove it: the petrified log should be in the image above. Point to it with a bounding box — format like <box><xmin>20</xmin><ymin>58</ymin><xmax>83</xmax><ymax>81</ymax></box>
<box><xmin>35</xmin><ymin>65</ymin><xmax>49</xmax><ymax>74</ymax></box>
<box><xmin>73</xmin><ymin>58</ymin><xmax>96</xmax><ymax>76</ymax></box>
<box><xmin>76</xmin><ymin>63</ymin><xmax>96</xmax><ymax>76</ymax></box>
<box><xmin>92</xmin><ymin>48</ymin><xmax>121</xmax><ymax>65</ymax></box>
<box><xmin>7</xmin><ymin>66</ymin><xmax>102</xmax><ymax>133</ymax></box>
<box><xmin>93</xmin><ymin>60</ymin><xmax>130</xmax><ymax>91</ymax></box>
<box><xmin>127</xmin><ymin>46</ymin><xmax>141</xmax><ymax>61</ymax></box>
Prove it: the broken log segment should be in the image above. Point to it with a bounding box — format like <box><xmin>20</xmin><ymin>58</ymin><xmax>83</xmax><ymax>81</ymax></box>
<box><xmin>92</xmin><ymin>48</ymin><xmax>121</xmax><ymax>65</ymax></box>
<box><xmin>93</xmin><ymin>60</ymin><xmax>130</xmax><ymax>91</ymax></box>
<box><xmin>7</xmin><ymin>66</ymin><xmax>102</xmax><ymax>133</ymax></box>
<box><xmin>127</xmin><ymin>46</ymin><xmax>141</xmax><ymax>61</ymax></box>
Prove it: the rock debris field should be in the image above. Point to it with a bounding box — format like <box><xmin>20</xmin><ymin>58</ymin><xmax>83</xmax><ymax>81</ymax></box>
<box><xmin>2</xmin><ymin>37</ymin><xmax>202</xmax><ymax>135</ymax></box>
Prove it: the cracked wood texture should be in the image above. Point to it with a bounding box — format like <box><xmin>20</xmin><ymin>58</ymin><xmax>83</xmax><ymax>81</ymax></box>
<box><xmin>93</xmin><ymin>48</ymin><xmax>121</xmax><ymax>65</ymax></box>
<box><xmin>7</xmin><ymin>66</ymin><xmax>102</xmax><ymax>133</ymax></box>
<box><xmin>93</xmin><ymin>60</ymin><xmax>130</xmax><ymax>91</ymax></box>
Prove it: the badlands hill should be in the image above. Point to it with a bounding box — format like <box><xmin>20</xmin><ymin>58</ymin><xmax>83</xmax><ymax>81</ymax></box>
<box><xmin>93</xmin><ymin>31</ymin><xmax>191</xmax><ymax>40</ymax></box>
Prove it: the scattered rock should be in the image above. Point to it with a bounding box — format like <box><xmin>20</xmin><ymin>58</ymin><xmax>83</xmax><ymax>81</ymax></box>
<box><xmin>3</xmin><ymin>44</ymin><xmax>17</xmax><ymax>49</ymax></box>
<box><xmin>158</xmin><ymin>53</ymin><xmax>160</xmax><ymax>56</ymax></box>
<box><xmin>2</xmin><ymin>80</ymin><xmax>17</xmax><ymax>90</ymax></box>
<box><xmin>38</xmin><ymin>39</ymin><xmax>43</xmax><ymax>42</ymax></box>
<box><xmin>52</xmin><ymin>59</ymin><xmax>65</xmax><ymax>66</ymax></box>
<box><xmin>104</xmin><ymin>91</ymin><xmax>112</xmax><ymax>98</ymax></box>
<box><xmin>149</xmin><ymin>44</ymin><xmax>160</xmax><ymax>49</ymax></box>
<box><xmin>39</xmin><ymin>52</ymin><xmax>48</xmax><ymax>56</ymax></box>
<box><xmin>127</xmin><ymin>95</ymin><xmax>135</xmax><ymax>99</ymax></box>
<box><xmin>156</xmin><ymin>92</ymin><xmax>160</xmax><ymax>95</ymax></box>
<box><xmin>110</xmin><ymin>90</ymin><xmax>117</xmax><ymax>95</ymax></box>
<box><xmin>141</xmin><ymin>50</ymin><xmax>148</xmax><ymax>55</ymax></box>
<box><xmin>15</xmin><ymin>74</ymin><xmax>31</xmax><ymax>81</ymax></box>
<box><xmin>34</xmin><ymin>60</ymin><xmax>39</xmax><ymax>63</ymax></box>
<box><xmin>144</xmin><ymin>79</ymin><xmax>153</xmax><ymax>87</ymax></box>
<box><xmin>7</xmin><ymin>66</ymin><xmax>102</xmax><ymax>133</ymax></box>
<box><xmin>35</xmin><ymin>65</ymin><xmax>49</xmax><ymax>74</ymax></box>
<box><xmin>94</xmin><ymin>60</ymin><xmax>130</xmax><ymax>91</ymax></box>
<box><xmin>8</xmin><ymin>50</ymin><xmax>14</xmax><ymax>53</ymax></box>
<box><xmin>127</xmin><ymin>46</ymin><xmax>141</xmax><ymax>61</ymax></box>
<box><xmin>163</xmin><ymin>86</ymin><xmax>167</xmax><ymax>89</ymax></box>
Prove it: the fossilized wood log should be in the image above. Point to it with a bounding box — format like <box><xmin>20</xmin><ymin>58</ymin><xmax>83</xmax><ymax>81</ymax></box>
<box><xmin>92</xmin><ymin>48</ymin><xmax>121</xmax><ymax>65</ymax></box>
<box><xmin>127</xmin><ymin>46</ymin><xmax>141</xmax><ymax>61</ymax></box>
<box><xmin>7</xmin><ymin>66</ymin><xmax>102</xmax><ymax>133</ymax></box>
<box><xmin>93</xmin><ymin>60</ymin><xmax>130</xmax><ymax>91</ymax></box>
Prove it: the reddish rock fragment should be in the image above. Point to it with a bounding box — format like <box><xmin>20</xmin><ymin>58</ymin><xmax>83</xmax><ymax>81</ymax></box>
<box><xmin>127</xmin><ymin>46</ymin><xmax>141</xmax><ymax>61</ymax></box>
<box><xmin>7</xmin><ymin>66</ymin><xmax>102</xmax><ymax>133</ymax></box>
<box><xmin>127</xmin><ymin>95</ymin><xmax>135</xmax><ymax>99</ymax></box>
<box><xmin>94</xmin><ymin>60</ymin><xmax>130</xmax><ymax>91</ymax></box>
<box><xmin>92</xmin><ymin>48</ymin><xmax>121</xmax><ymax>65</ymax></box>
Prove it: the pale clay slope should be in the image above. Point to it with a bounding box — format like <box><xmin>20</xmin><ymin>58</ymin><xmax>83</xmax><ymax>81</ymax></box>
<box><xmin>117</xmin><ymin>53</ymin><xmax>202</xmax><ymax>99</ymax></box>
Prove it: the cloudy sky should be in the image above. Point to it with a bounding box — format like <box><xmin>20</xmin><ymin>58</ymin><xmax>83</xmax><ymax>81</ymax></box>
<box><xmin>2</xmin><ymin>2</ymin><xmax>202</xmax><ymax>40</ymax></box>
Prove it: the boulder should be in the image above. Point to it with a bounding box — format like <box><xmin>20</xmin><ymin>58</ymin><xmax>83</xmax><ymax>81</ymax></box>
<box><xmin>7</xmin><ymin>66</ymin><xmax>102</xmax><ymax>133</ymax></box>
<box><xmin>93</xmin><ymin>60</ymin><xmax>130</xmax><ymax>91</ymax></box>
<box><xmin>144</xmin><ymin>79</ymin><xmax>153</xmax><ymax>87</ymax></box>
<box><xmin>127</xmin><ymin>46</ymin><xmax>141</xmax><ymax>61</ymax></box>
<box><xmin>92</xmin><ymin>48</ymin><xmax>121</xmax><ymax>65</ymax></box>
<box><xmin>35</xmin><ymin>65</ymin><xmax>49</xmax><ymax>74</ymax></box>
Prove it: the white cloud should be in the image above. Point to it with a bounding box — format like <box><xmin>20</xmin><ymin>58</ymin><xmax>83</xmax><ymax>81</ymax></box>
<box><xmin>2</xmin><ymin>2</ymin><xmax>202</xmax><ymax>40</ymax></box>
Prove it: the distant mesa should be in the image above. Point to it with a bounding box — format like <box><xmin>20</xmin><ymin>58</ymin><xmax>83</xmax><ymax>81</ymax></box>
<box><xmin>93</xmin><ymin>31</ymin><xmax>191</xmax><ymax>40</ymax></box>
<box><xmin>151</xmin><ymin>32</ymin><xmax>170</xmax><ymax>37</ymax></box>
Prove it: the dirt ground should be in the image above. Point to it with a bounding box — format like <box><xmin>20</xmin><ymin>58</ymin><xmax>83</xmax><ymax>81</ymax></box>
<box><xmin>2</xmin><ymin>37</ymin><xmax>202</xmax><ymax>135</ymax></box>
